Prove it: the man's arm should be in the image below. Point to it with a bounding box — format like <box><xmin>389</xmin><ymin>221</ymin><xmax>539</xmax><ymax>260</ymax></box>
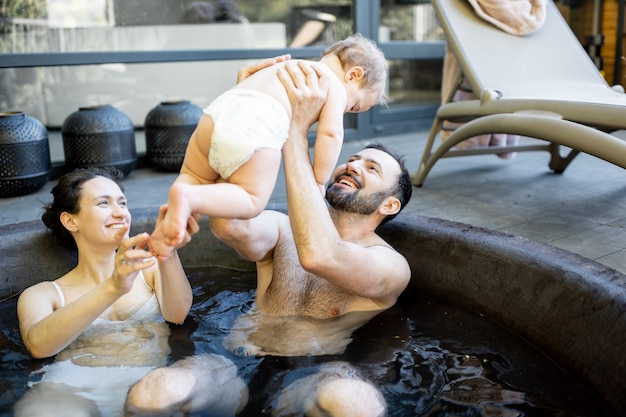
<box><xmin>278</xmin><ymin>61</ymin><xmax>409</xmax><ymax>306</ymax></box>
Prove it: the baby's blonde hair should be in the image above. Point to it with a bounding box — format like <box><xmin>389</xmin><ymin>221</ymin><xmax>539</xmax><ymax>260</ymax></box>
<box><xmin>322</xmin><ymin>33</ymin><xmax>388</xmax><ymax>104</ymax></box>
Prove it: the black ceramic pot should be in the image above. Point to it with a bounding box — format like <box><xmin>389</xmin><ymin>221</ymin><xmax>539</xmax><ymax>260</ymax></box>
<box><xmin>145</xmin><ymin>100</ymin><xmax>202</xmax><ymax>172</ymax></box>
<box><xmin>62</xmin><ymin>105</ymin><xmax>136</xmax><ymax>176</ymax></box>
<box><xmin>0</xmin><ymin>111</ymin><xmax>51</xmax><ymax>198</ymax></box>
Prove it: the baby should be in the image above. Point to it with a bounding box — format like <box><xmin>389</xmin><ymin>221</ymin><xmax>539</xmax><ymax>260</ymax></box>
<box><xmin>150</xmin><ymin>33</ymin><xmax>387</xmax><ymax>259</ymax></box>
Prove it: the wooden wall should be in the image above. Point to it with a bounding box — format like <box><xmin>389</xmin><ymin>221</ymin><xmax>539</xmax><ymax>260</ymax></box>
<box><xmin>559</xmin><ymin>0</ymin><xmax>623</xmax><ymax>87</ymax></box>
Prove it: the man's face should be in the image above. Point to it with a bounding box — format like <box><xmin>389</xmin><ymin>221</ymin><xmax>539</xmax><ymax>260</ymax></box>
<box><xmin>326</xmin><ymin>148</ymin><xmax>399</xmax><ymax>214</ymax></box>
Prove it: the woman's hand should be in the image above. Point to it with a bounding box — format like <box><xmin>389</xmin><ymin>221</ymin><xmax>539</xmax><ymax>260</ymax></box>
<box><xmin>237</xmin><ymin>54</ymin><xmax>291</xmax><ymax>84</ymax></box>
<box><xmin>112</xmin><ymin>225</ymin><xmax>156</xmax><ymax>293</ymax></box>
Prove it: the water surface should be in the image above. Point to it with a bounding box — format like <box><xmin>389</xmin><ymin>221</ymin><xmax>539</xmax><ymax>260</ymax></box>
<box><xmin>0</xmin><ymin>267</ymin><xmax>616</xmax><ymax>416</ymax></box>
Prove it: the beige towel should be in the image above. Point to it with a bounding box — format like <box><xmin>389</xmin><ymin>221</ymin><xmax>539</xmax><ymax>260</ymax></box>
<box><xmin>467</xmin><ymin>0</ymin><xmax>547</xmax><ymax>35</ymax></box>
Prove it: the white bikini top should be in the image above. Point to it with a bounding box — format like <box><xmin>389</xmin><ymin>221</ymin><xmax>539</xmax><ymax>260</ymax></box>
<box><xmin>51</xmin><ymin>280</ymin><xmax>66</xmax><ymax>307</ymax></box>
<box><xmin>50</xmin><ymin>271</ymin><xmax>153</xmax><ymax>308</ymax></box>
<box><xmin>48</xmin><ymin>271</ymin><xmax>166</xmax><ymax>369</ymax></box>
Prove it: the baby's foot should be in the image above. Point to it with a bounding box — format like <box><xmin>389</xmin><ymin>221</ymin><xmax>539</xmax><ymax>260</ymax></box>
<box><xmin>161</xmin><ymin>183</ymin><xmax>193</xmax><ymax>247</ymax></box>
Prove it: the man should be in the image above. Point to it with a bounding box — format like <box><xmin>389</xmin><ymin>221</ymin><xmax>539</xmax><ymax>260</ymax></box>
<box><xmin>126</xmin><ymin>59</ymin><xmax>413</xmax><ymax>416</ymax></box>
<box><xmin>217</xmin><ymin>59</ymin><xmax>411</xmax><ymax>319</ymax></box>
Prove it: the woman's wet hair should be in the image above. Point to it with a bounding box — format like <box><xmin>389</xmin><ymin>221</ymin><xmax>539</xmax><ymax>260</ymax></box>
<box><xmin>42</xmin><ymin>167</ymin><xmax>124</xmax><ymax>250</ymax></box>
<box><xmin>364</xmin><ymin>143</ymin><xmax>412</xmax><ymax>225</ymax></box>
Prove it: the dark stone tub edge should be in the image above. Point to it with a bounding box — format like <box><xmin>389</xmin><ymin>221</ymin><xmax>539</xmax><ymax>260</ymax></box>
<box><xmin>1</xmin><ymin>208</ymin><xmax>625</xmax><ymax>414</ymax></box>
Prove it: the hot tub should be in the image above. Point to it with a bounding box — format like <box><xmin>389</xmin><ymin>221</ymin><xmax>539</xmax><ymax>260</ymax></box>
<box><xmin>1</xmin><ymin>209</ymin><xmax>625</xmax><ymax>415</ymax></box>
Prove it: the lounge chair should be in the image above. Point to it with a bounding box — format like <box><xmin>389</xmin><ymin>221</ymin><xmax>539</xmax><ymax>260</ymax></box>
<box><xmin>412</xmin><ymin>0</ymin><xmax>626</xmax><ymax>186</ymax></box>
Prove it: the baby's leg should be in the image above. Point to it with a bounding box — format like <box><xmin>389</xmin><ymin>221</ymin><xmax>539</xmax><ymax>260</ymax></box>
<box><xmin>150</xmin><ymin>115</ymin><xmax>219</xmax><ymax>257</ymax></box>
<box><xmin>168</xmin><ymin>148</ymin><xmax>281</xmax><ymax>221</ymax></box>
<box><xmin>159</xmin><ymin>181</ymin><xmax>195</xmax><ymax>246</ymax></box>
<box><xmin>149</xmin><ymin>181</ymin><xmax>199</xmax><ymax>260</ymax></box>
<box><xmin>224</xmin><ymin>147</ymin><xmax>281</xmax><ymax>219</ymax></box>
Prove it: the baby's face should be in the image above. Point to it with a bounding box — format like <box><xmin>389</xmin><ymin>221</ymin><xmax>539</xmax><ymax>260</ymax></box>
<box><xmin>345</xmin><ymin>82</ymin><xmax>379</xmax><ymax>113</ymax></box>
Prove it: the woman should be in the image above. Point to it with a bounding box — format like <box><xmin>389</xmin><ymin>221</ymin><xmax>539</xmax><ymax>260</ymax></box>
<box><xmin>14</xmin><ymin>167</ymin><xmax>197</xmax><ymax>417</ymax></box>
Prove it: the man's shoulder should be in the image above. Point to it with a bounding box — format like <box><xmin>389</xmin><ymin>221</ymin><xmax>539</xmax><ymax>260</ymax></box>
<box><xmin>365</xmin><ymin>239</ymin><xmax>409</xmax><ymax>268</ymax></box>
<box><xmin>365</xmin><ymin>242</ymin><xmax>396</xmax><ymax>252</ymax></box>
<box><xmin>364</xmin><ymin>234</ymin><xmax>400</xmax><ymax>254</ymax></box>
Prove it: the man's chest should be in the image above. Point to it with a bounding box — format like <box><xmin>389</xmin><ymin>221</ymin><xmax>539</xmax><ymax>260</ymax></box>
<box><xmin>254</xmin><ymin>233</ymin><xmax>347</xmax><ymax>317</ymax></box>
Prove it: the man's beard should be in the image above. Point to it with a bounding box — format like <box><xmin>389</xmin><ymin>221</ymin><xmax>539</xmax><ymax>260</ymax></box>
<box><xmin>326</xmin><ymin>184</ymin><xmax>388</xmax><ymax>215</ymax></box>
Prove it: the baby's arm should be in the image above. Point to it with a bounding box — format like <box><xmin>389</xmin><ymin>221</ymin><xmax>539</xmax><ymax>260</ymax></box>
<box><xmin>312</xmin><ymin>92</ymin><xmax>346</xmax><ymax>191</ymax></box>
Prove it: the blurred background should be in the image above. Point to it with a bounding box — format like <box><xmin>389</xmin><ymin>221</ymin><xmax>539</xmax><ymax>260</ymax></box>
<box><xmin>0</xmin><ymin>0</ymin><xmax>623</xmax><ymax>163</ymax></box>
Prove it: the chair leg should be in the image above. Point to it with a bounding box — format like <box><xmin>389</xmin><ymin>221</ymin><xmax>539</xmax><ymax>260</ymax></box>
<box><xmin>412</xmin><ymin>118</ymin><xmax>443</xmax><ymax>187</ymax></box>
<box><xmin>548</xmin><ymin>143</ymin><xmax>580</xmax><ymax>173</ymax></box>
<box><xmin>413</xmin><ymin>66</ymin><xmax>463</xmax><ymax>187</ymax></box>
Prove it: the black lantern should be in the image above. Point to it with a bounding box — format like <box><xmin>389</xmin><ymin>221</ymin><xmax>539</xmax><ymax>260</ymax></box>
<box><xmin>0</xmin><ymin>111</ymin><xmax>51</xmax><ymax>197</ymax></box>
<box><xmin>62</xmin><ymin>105</ymin><xmax>137</xmax><ymax>177</ymax></box>
<box><xmin>145</xmin><ymin>100</ymin><xmax>202</xmax><ymax>172</ymax></box>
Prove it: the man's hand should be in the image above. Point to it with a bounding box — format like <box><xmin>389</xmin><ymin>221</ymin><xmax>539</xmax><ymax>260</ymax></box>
<box><xmin>277</xmin><ymin>60</ymin><xmax>329</xmax><ymax>136</ymax></box>
<box><xmin>236</xmin><ymin>54</ymin><xmax>291</xmax><ymax>84</ymax></box>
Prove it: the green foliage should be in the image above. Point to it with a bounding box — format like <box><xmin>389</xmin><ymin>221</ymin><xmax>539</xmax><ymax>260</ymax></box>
<box><xmin>1</xmin><ymin>0</ymin><xmax>48</xmax><ymax>19</ymax></box>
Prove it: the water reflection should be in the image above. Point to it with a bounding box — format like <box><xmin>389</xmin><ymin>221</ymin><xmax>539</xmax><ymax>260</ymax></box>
<box><xmin>1</xmin><ymin>267</ymin><xmax>616</xmax><ymax>417</ymax></box>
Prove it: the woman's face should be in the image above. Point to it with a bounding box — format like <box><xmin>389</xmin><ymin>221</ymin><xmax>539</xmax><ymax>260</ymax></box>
<box><xmin>72</xmin><ymin>176</ymin><xmax>131</xmax><ymax>244</ymax></box>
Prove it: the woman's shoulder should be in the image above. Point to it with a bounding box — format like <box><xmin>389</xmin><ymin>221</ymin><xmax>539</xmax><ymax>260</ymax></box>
<box><xmin>17</xmin><ymin>280</ymin><xmax>63</xmax><ymax>317</ymax></box>
<box><xmin>19</xmin><ymin>280</ymin><xmax>57</xmax><ymax>298</ymax></box>
<box><xmin>19</xmin><ymin>268</ymin><xmax>73</xmax><ymax>305</ymax></box>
